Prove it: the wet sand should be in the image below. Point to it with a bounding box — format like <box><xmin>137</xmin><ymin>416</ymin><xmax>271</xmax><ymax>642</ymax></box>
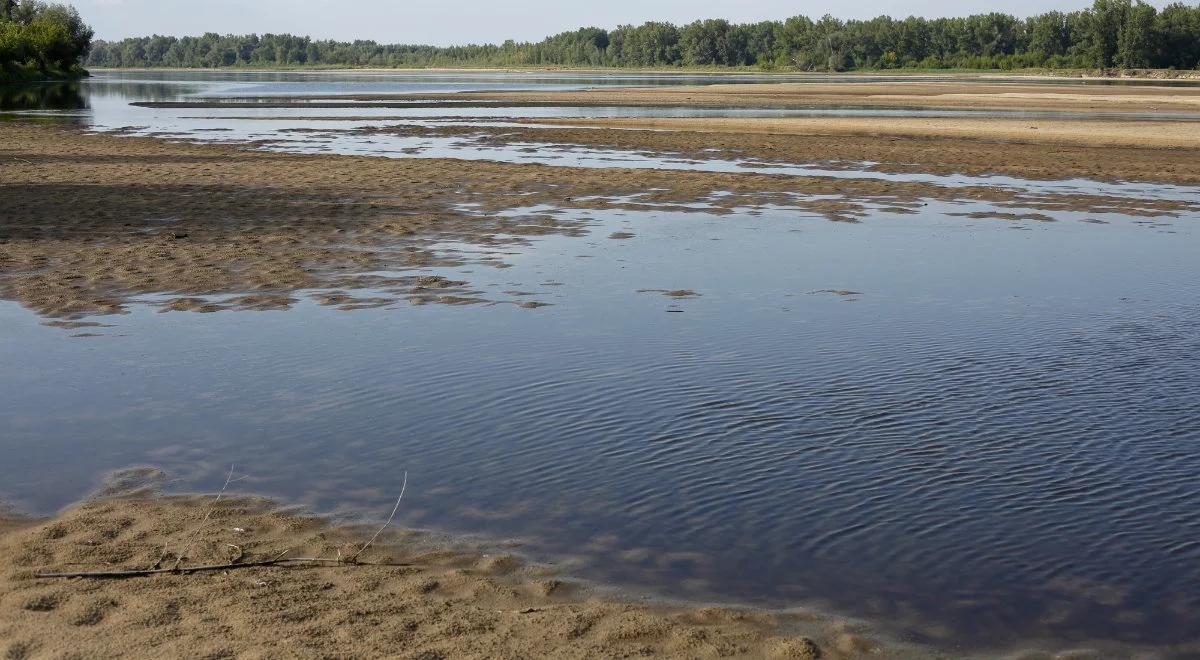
<box><xmin>258</xmin><ymin>80</ymin><xmax>1200</xmax><ymax>114</ymax></box>
<box><xmin>0</xmin><ymin>480</ymin><xmax>909</xmax><ymax>659</ymax></box>
<box><xmin>531</xmin><ymin>116</ymin><xmax>1200</xmax><ymax>150</ymax></box>
<box><xmin>5</xmin><ymin>123</ymin><xmax>1194</xmax><ymax>321</ymax></box>
<box><xmin>376</xmin><ymin>118</ymin><xmax>1200</xmax><ymax>184</ymax></box>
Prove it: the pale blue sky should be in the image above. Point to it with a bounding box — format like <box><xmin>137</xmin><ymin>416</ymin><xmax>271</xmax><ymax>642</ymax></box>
<box><xmin>78</xmin><ymin>0</ymin><xmax>1173</xmax><ymax>44</ymax></box>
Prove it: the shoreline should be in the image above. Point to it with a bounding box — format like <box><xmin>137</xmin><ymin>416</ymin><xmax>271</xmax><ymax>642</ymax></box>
<box><xmin>0</xmin><ymin>476</ymin><xmax>924</xmax><ymax>659</ymax></box>
<box><xmin>5</xmin><ymin>473</ymin><xmax>1190</xmax><ymax>659</ymax></box>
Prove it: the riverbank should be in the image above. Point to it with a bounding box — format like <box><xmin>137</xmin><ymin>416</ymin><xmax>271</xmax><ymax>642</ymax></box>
<box><xmin>0</xmin><ymin>477</ymin><xmax>915</xmax><ymax>659</ymax></box>
<box><xmin>6</xmin><ymin>473</ymin><xmax>1198</xmax><ymax>659</ymax></box>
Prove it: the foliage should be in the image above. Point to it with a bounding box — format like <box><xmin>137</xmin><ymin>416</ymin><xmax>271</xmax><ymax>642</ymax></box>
<box><xmin>0</xmin><ymin>0</ymin><xmax>92</xmax><ymax>82</ymax></box>
<box><xmin>72</xmin><ymin>2</ymin><xmax>1200</xmax><ymax>73</ymax></box>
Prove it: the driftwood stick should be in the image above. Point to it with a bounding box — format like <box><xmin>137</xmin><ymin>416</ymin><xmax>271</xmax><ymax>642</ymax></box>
<box><xmin>35</xmin><ymin>556</ymin><xmax>415</xmax><ymax>579</ymax></box>
<box><xmin>351</xmin><ymin>471</ymin><xmax>408</xmax><ymax>562</ymax></box>
<box><xmin>40</xmin><ymin>470</ymin><xmax>415</xmax><ymax>578</ymax></box>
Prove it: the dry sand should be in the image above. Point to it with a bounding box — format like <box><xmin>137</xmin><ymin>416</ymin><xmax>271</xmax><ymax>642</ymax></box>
<box><xmin>530</xmin><ymin>116</ymin><xmax>1200</xmax><ymax>150</ymax></box>
<box><xmin>0</xmin><ymin>477</ymin><xmax>922</xmax><ymax>660</ymax></box>
<box><xmin>4</xmin><ymin>123</ymin><xmax>1193</xmax><ymax>321</ymax></box>
<box><xmin>278</xmin><ymin>80</ymin><xmax>1200</xmax><ymax>114</ymax></box>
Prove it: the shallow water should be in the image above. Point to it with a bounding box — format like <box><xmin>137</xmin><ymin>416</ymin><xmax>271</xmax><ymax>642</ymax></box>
<box><xmin>3</xmin><ymin>72</ymin><xmax>1200</xmax><ymax>656</ymax></box>
<box><xmin>3</xmin><ymin>201</ymin><xmax>1199</xmax><ymax>653</ymax></box>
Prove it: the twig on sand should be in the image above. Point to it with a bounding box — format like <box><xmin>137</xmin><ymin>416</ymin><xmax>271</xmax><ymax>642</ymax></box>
<box><xmin>12</xmin><ymin>158</ymin><xmax>34</xmax><ymax>165</ymax></box>
<box><xmin>35</xmin><ymin>555</ymin><xmax>414</xmax><ymax>579</ymax></box>
<box><xmin>36</xmin><ymin>469</ymin><xmax>414</xmax><ymax>579</ymax></box>
<box><xmin>352</xmin><ymin>471</ymin><xmax>408</xmax><ymax>563</ymax></box>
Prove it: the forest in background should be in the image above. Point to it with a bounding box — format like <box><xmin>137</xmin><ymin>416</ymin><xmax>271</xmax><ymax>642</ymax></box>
<box><xmin>0</xmin><ymin>0</ymin><xmax>92</xmax><ymax>81</ymax></box>
<box><xmin>84</xmin><ymin>1</ymin><xmax>1200</xmax><ymax>72</ymax></box>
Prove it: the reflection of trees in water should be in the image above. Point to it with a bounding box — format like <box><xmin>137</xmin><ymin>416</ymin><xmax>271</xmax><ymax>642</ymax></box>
<box><xmin>0</xmin><ymin>83</ymin><xmax>86</xmax><ymax>111</ymax></box>
<box><xmin>0</xmin><ymin>80</ymin><xmax>194</xmax><ymax>113</ymax></box>
<box><xmin>82</xmin><ymin>81</ymin><xmax>198</xmax><ymax>102</ymax></box>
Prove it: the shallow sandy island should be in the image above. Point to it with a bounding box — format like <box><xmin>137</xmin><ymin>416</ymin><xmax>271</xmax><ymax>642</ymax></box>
<box><xmin>469</xmin><ymin>81</ymin><xmax>1200</xmax><ymax>114</ymax></box>
<box><xmin>531</xmin><ymin>116</ymin><xmax>1200</xmax><ymax>150</ymax></box>
<box><xmin>0</xmin><ymin>479</ymin><xmax>911</xmax><ymax>659</ymax></box>
<box><xmin>400</xmin><ymin>117</ymin><xmax>1200</xmax><ymax>182</ymax></box>
<box><xmin>306</xmin><ymin>80</ymin><xmax>1200</xmax><ymax>114</ymax></box>
<box><xmin>1</xmin><ymin>123</ymin><xmax>1196</xmax><ymax>321</ymax></box>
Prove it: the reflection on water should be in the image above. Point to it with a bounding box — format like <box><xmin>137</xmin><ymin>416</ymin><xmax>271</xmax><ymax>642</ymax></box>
<box><xmin>3</xmin><ymin>202</ymin><xmax>1199</xmax><ymax>656</ymax></box>
<box><xmin>0</xmin><ymin>82</ymin><xmax>85</xmax><ymax>112</ymax></box>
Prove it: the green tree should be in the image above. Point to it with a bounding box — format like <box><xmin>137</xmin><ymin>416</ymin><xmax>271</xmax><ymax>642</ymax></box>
<box><xmin>679</xmin><ymin>19</ymin><xmax>732</xmax><ymax>65</ymax></box>
<box><xmin>0</xmin><ymin>20</ymin><xmax>26</xmax><ymax>63</ymax></box>
<box><xmin>1028</xmin><ymin>12</ymin><xmax>1070</xmax><ymax>61</ymax></box>
<box><xmin>1117</xmin><ymin>1</ymin><xmax>1156</xmax><ymax>68</ymax></box>
<box><xmin>2</xmin><ymin>0</ymin><xmax>93</xmax><ymax>79</ymax></box>
<box><xmin>1090</xmin><ymin>0</ymin><xmax>1131</xmax><ymax>66</ymax></box>
<box><xmin>75</xmin><ymin>2</ymin><xmax>1200</xmax><ymax>74</ymax></box>
<box><xmin>1153</xmin><ymin>3</ymin><xmax>1200</xmax><ymax>68</ymax></box>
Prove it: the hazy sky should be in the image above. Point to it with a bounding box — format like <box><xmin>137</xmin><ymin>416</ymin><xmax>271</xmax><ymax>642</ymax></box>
<box><xmin>77</xmin><ymin>0</ymin><xmax>1170</xmax><ymax>44</ymax></box>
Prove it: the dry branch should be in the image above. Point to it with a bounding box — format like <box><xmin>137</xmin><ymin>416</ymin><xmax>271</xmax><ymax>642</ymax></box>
<box><xmin>35</xmin><ymin>468</ymin><xmax>413</xmax><ymax>579</ymax></box>
<box><xmin>35</xmin><ymin>556</ymin><xmax>414</xmax><ymax>579</ymax></box>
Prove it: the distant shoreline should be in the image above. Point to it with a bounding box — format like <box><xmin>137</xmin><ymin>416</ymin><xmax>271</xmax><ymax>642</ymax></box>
<box><xmin>84</xmin><ymin>65</ymin><xmax>1200</xmax><ymax>82</ymax></box>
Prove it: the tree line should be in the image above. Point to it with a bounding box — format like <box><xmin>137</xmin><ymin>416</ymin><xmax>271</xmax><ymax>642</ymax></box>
<box><xmin>64</xmin><ymin>1</ymin><xmax>1200</xmax><ymax>73</ymax></box>
<box><xmin>1</xmin><ymin>0</ymin><xmax>92</xmax><ymax>81</ymax></box>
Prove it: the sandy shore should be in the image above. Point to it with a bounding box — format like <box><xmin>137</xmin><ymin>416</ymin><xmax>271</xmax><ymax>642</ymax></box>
<box><xmin>262</xmin><ymin>80</ymin><xmax>1200</xmax><ymax>114</ymax></box>
<box><xmin>5</xmin><ymin>476</ymin><xmax>1192</xmax><ymax>659</ymax></box>
<box><xmin>0</xmin><ymin>475</ymin><xmax>921</xmax><ymax>659</ymax></box>
<box><xmin>465</xmin><ymin>81</ymin><xmax>1200</xmax><ymax>114</ymax></box>
<box><xmin>1</xmin><ymin>123</ymin><xmax>1196</xmax><ymax>321</ymax></box>
<box><xmin>532</xmin><ymin>116</ymin><xmax>1200</xmax><ymax>150</ymax></box>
